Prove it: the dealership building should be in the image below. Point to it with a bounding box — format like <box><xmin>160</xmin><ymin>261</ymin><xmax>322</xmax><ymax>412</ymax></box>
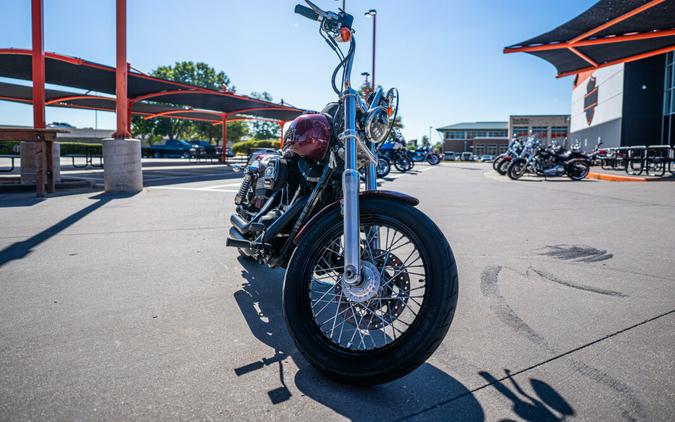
<box><xmin>438</xmin><ymin>115</ymin><xmax>570</xmax><ymax>155</ymax></box>
<box><xmin>505</xmin><ymin>0</ymin><xmax>675</xmax><ymax>151</ymax></box>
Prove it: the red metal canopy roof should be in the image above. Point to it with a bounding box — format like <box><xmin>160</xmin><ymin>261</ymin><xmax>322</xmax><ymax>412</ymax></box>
<box><xmin>504</xmin><ymin>0</ymin><xmax>675</xmax><ymax>78</ymax></box>
<box><xmin>0</xmin><ymin>48</ymin><xmax>304</xmax><ymax>121</ymax></box>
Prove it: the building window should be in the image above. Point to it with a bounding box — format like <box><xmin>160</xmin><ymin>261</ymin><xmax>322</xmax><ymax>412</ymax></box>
<box><xmin>467</xmin><ymin>130</ymin><xmax>487</xmax><ymax>139</ymax></box>
<box><xmin>499</xmin><ymin>144</ymin><xmax>508</xmax><ymax>153</ymax></box>
<box><xmin>487</xmin><ymin>144</ymin><xmax>497</xmax><ymax>155</ymax></box>
<box><xmin>474</xmin><ymin>144</ymin><xmax>485</xmax><ymax>156</ymax></box>
<box><xmin>551</xmin><ymin>126</ymin><xmax>568</xmax><ymax>140</ymax></box>
<box><xmin>445</xmin><ymin>131</ymin><xmax>466</xmax><ymax>139</ymax></box>
<box><xmin>512</xmin><ymin>126</ymin><xmax>528</xmax><ymax>137</ymax></box>
<box><xmin>531</xmin><ymin>126</ymin><xmax>548</xmax><ymax>139</ymax></box>
<box><xmin>487</xmin><ymin>130</ymin><xmax>507</xmax><ymax>138</ymax></box>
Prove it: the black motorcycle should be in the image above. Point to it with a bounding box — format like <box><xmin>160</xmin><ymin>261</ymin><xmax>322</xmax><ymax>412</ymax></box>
<box><xmin>226</xmin><ymin>0</ymin><xmax>458</xmax><ymax>385</ymax></box>
<box><xmin>508</xmin><ymin>137</ymin><xmax>590</xmax><ymax>181</ymax></box>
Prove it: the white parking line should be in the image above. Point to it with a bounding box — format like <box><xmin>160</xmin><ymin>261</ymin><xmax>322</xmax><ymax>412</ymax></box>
<box><xmin>147</xmin><ymin>186</ymin><xmax>238</xmax><ymax>192</ymax></box>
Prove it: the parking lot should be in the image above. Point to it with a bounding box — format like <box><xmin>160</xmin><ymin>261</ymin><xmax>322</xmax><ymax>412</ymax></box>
<box><xmin>1</xmin><ymin>162</ymin><xmax>674</xmax><ymax>421</ymax></box>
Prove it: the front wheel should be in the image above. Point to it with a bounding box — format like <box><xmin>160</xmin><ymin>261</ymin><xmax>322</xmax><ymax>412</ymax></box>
<box><xmin>376</xmin><ymin>157</ymin><xmax>391</xmax><ymax>178</ymax></box>
<box><xmin>393</xmin><ymin>156</ymin><xmax>412</xmax><ymax>172</ymax></box>
<box><xmin>283</xmin><ymin>199</ymin><xmax>458</xmax><ymax>385</ymax></box>
<box><xmin>492</xmin><ymin>156</ymin><xmax>504</xmax><ymax>172</ymax></box>
<box><xmin>426</xmin><ymin>154</ymin><xmax>441</xmax><ymax>165</ymax></box>
<box><xmin>508</xmin><ymin>158</ymin><xmax>528</xmax><ymax>180</ymax></box>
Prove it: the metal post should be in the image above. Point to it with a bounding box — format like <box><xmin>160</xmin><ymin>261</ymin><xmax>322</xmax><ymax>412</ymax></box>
<box><xmin>31</xmin><ymin>0</ymin><xmax>46</xmax><ymax>196</ymax></box>
<box><xmin>371</xmin><ymin>13</ymin><xmax>376</xmax><ymax>91</ymax></box>
<box><xmin>113</xmin><ymin>0</ymin><xmax>130</xmax><ymax>139</ymax></box>
<box><xmin>278</xmin><ymin>121</ymin><xmax>285</xmax><ymax>148</ymax></box>
<box><xmin>221</xmin><ymin>113</ymin><xmax>228</xmax><ymax>163</ymax></box>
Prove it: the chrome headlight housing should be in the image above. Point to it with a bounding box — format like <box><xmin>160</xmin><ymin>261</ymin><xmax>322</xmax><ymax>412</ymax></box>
<box><xmin>364</xmin><ymin>106</ymin><xmax>390</xmax><ymax>143</ymax></box>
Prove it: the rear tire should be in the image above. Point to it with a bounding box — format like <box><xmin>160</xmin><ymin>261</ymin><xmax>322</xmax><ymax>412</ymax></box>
<box><xmin>567</xmin><ymin>160</ymin><xmax>590</xmax><ymax>180</ymax></box>
<box><xmin>508</xmin><ymin>158</ymin><xmax>527</xmax><ymax>180</ymax></box>
<box><xmin>283</xmin><ymin>199</ymin><xmax>458</xmax><ymax>385</ymax></box>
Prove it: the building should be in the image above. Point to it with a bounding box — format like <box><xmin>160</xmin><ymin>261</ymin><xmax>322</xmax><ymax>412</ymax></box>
<box><xmin>437</xmin><ymin>122</ymin><xmax>508</xmax><ymax>155</ymax></box>
<box><xmin>504</xmin><ymin>1</ymin><xmax>675</xmax><ymax>150</ymax></box>
<box><xmin>509</xmin><ymin>115</ymin><xmax>570</xmax><ymax>143</ymax></box>
<box><xmin>570</xmin><ymin>54</ymin><xmax>672</xmax><ymax>149</ymax></box>
<box><xmin>437</xmin><ymin>115</ymin><xmax>571</xmax><ymax>155</ymax></box>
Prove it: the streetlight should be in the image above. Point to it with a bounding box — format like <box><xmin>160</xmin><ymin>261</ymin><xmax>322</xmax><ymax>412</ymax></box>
<box><xmin>361</xmin><ymin>71</ymin><xmax>370</xmax><ymax>95</ymax></box>
<box><xmin>364</xmin><ymin>9</ymin><xmax>376</xmax><ymax>93</ymax></box>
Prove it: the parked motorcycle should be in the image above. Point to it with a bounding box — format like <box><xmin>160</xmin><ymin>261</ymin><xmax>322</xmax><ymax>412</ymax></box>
<box><xmin>378</xmin><ymin>131</ymin><xmax>413</xmax><ymax>172</ymax></box>
<box><xmin>411</xmin><ymin>146</ymin><xmax>441</xmax><ymax>165</ymax></box>
<box><xmin>507</xmin><ymin>137</ymin><xmax>590</xmax><ymax>181</ymax></box>
<box><xmin>226</xmin><ymin>0</ymin><xmax>458</xmax><ymax>385</ymax></box>
<box><xmin>493</xmin><ymin>138</ymin><xmax>524</xmax><ymax>175</ymax></box>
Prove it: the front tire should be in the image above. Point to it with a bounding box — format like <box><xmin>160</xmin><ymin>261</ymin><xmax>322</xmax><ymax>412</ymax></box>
<box><xmin>394</xmin><ymin>155</ymin><xmax>412</xmax><ymax>172</ymax></box>
<box><xmin>508</xmin><ymin>158</ymin><xmax>527</xmax><ymax>180</ymax></box>
<box><xmin>427</xmin><ymin>154</ymin><xmax>440</xmax><ymax>165</ymax></box>
<box><xmin>283</xmin><ymin>199</ymin><xmax>458</xmax><ymax>385</ymax></box>
<box><xmin>376</xmin><ymin>157</ymin><xmax>391</xmax><ymax>178</ymax></box>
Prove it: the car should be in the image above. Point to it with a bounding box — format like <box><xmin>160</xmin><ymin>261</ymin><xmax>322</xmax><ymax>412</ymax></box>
<box><xmin>480</xmin><ymin>154</ymin><xmax>494</xmax><ymax>162</ymax></box>
<box><xmin>144</xmin><ymin>139</ymin><xmax>193</xmax><ymax>158</ymax></box>
<box><xmin>189</xmin><ymin>140</ymin><xmax>218</xmax><ymax>157</ymax></box>
<box><xmin>461</xmin><ymin>152</ymin><xmax>474</xmax><ymax>161</ymax></box>
<box><xmin>444</xmin><ymin>152</ymin><xmax>457</xmax><ymax>161</ymax></box>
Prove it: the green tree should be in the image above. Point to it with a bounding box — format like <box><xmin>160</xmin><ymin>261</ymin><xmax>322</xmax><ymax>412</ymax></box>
<box><xmin>249</xmin><ymin>92</ymin><xmax>281</xmax><ymax>140</ymax></box>
<box><xmin>420</xmin><ymin>135</ymin><xmax>430</xmax><ymax>148</ymax></box>
<box><xmin>131</xmin><ymin>61</ymin><xmax>235</xmax><ymax>141</ymax></box>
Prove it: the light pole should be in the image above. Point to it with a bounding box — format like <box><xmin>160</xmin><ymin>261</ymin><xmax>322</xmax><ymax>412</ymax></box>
<box><xmin>364</xmin><ymin>10</ymin><xmax>377</xmax><ymax>193</ymax></box>
<box><xmin>429</xmin><ymin>126</ymin><xmax>432</xmax><ymax>145</ymax></box>
<box><xmin>361</xmin><ymin>71</ymin><xmax>370</xmax><ymax>96</ymax></box>
<box><xmin>365</xmin><ymin>9</ymin><xmax>376</xmax><ymax>92</ymax></box>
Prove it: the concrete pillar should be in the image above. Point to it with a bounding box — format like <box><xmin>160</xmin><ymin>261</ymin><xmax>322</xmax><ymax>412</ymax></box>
<box><xmin>20</xmin><ymin>141</ymin><xmax>60</xmax><ymax>184</ymax></box>
<box><xmin>103</xmin><ymin>138</ymin><xmax>142</xmax><ymax>193</ymax></box>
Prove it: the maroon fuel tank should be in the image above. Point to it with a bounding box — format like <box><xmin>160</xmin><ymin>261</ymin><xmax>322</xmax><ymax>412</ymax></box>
<box><xmin>282</xmin><ymin>114</ymin><xmax>332</xmax><ymax>161</ymax></box>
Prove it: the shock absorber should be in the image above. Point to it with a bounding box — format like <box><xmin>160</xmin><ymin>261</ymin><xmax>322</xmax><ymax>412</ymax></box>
<box><xmin>235</xmin><ymin>172</ymin><xmax>253</xmax><ymax>205</ymax></box>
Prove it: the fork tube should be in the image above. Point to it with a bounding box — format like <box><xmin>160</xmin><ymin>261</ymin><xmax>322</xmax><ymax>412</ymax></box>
<box><xmin>342</xmin><ymin>87</ymin><xmax>361</xmax><ymax>285</ymax></box>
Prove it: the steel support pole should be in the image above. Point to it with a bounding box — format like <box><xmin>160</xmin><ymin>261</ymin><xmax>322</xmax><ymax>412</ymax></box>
<box><xmin>221</xmin><ymin>114</ymin><xmax>228</xmax><ymax>163</ymax></box>
<box><xmin>279</xmin><ymin>121</ymin><xmax>285</xmax><ymax>148</ymax></box>
<box><xmin>31</xmin><ymin>0</ymin><xmax>46</xmax><ymax>196</ymax></box>
<box><xmin>371</xmin><ymin>13</ymin><xmax>376</xmax><ymax>92</ymax></box>
<box><xmin>113</xmin><ymin>0</ymin><xmax>130</xmax><ymax>139</ymax></box>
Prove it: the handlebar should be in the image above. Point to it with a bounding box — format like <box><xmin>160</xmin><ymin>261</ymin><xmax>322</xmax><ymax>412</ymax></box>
<box><xmin>294</xmin><ymin>4</ymin><xmax>320</xmax><ymax>21</ymax></box>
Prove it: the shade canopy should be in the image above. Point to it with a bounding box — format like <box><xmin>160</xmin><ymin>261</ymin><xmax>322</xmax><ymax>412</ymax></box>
<box><xmin>0</xmin><ymin>48</ymin><xmax>304</xmax><ymax>121</ymax></box>
<box><xmin>504</xmin><ymin>0</ymin><xmax>675</xmax><ymax>77</ymax></box>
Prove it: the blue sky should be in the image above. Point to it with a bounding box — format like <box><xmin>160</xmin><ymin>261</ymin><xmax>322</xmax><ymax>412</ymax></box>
<box><xmin>0</xmin><ymin>0</ymin><xmax>596</xmax><ymax>142</ymax></box>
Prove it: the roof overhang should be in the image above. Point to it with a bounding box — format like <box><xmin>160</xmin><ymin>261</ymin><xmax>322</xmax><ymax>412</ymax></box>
<box><xmin>504</xmin><ymin>0</ymin><xmax>675</xmax><ymax>78</ymax></box>
<box><xmin>0</xmin><ymin>48</ymin><xmax>304</xmax><ymax>121</ymax></box>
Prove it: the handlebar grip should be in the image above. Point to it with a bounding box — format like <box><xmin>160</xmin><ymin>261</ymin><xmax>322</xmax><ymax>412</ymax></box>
<box><xmin>295</xmin><ymin>5</ymin><xmax>320</xmax><ymax>21</ymax></box>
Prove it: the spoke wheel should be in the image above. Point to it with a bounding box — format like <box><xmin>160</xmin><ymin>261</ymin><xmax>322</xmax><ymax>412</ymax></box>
<box><xmin>308</xmin><ymin>221</ymin><xmax>426</xmax><ymax>351</ymax></box>
<box><xmin>283</xmin><ymin>199</ymin><xmax>458</xmax><ymax>385</ymax></box>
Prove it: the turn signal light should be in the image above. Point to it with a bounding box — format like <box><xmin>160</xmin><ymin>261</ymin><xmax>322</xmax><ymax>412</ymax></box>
<box><xmin>340</xmin><ymin>27</ymin><xmax>352</xmax><ymax>42</ymax></box>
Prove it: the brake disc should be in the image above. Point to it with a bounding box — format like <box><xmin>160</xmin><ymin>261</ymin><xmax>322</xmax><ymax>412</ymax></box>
<box><xmin>335</xmin><ymin>250</ymin><xmax>411</xmax><ymax>330</ymax></box>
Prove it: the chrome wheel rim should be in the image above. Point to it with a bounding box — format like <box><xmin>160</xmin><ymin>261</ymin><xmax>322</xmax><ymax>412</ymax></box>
<box><xmin>308</xmin><ymin>222</ymin><xmax>427</xmax><ymax>351</ymax></box>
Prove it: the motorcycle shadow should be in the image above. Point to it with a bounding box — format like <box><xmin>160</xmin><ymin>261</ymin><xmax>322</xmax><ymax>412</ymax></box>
<box><xmin>232</xmin><ymin>256</ymin><xmax>484</xmax><ymax>421</ymax></box>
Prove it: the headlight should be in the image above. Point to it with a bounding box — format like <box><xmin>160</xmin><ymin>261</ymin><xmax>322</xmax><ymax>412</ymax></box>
<box><xmin>365</xmin><ymin>106</ymin><xmax>390</xmax><ymax>143</ymax></box>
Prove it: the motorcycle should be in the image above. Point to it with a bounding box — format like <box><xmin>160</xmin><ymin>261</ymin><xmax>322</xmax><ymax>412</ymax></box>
<box><xmin>378</xmin><ymin>131</ymin><xmax>413</xmax><ymax>172</ymax></box>
<box><xmin>507</xmin><ymin>137</ymin><xmax>590</xmax><ymax>181</ymax></box>
<box><xmin>411</xmin><ymin>146</ymin><xmax>441</xmax><ymax>165</ymax></box>
<box><xmin>226</xmin><ymin>0</ymin><xmax>458</xmax><ymax>385</ymax></box>
<box><xmin>493</xmin><ymin>137</ymin><xmax>524</xmax><ymax>175</ymax></box>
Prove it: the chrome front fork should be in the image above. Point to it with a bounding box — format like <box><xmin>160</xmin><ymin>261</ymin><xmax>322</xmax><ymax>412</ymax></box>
<box><xmin>341</xmin><ymin>88</ymin><xmax>361</xmax><ymax>285</ymax></box>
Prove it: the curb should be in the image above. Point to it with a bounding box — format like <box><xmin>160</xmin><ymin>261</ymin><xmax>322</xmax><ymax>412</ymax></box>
<box><xmin>587</xmin><ymin>172</ymin><xmax>650</xmax><ymax>182</ymax></box>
